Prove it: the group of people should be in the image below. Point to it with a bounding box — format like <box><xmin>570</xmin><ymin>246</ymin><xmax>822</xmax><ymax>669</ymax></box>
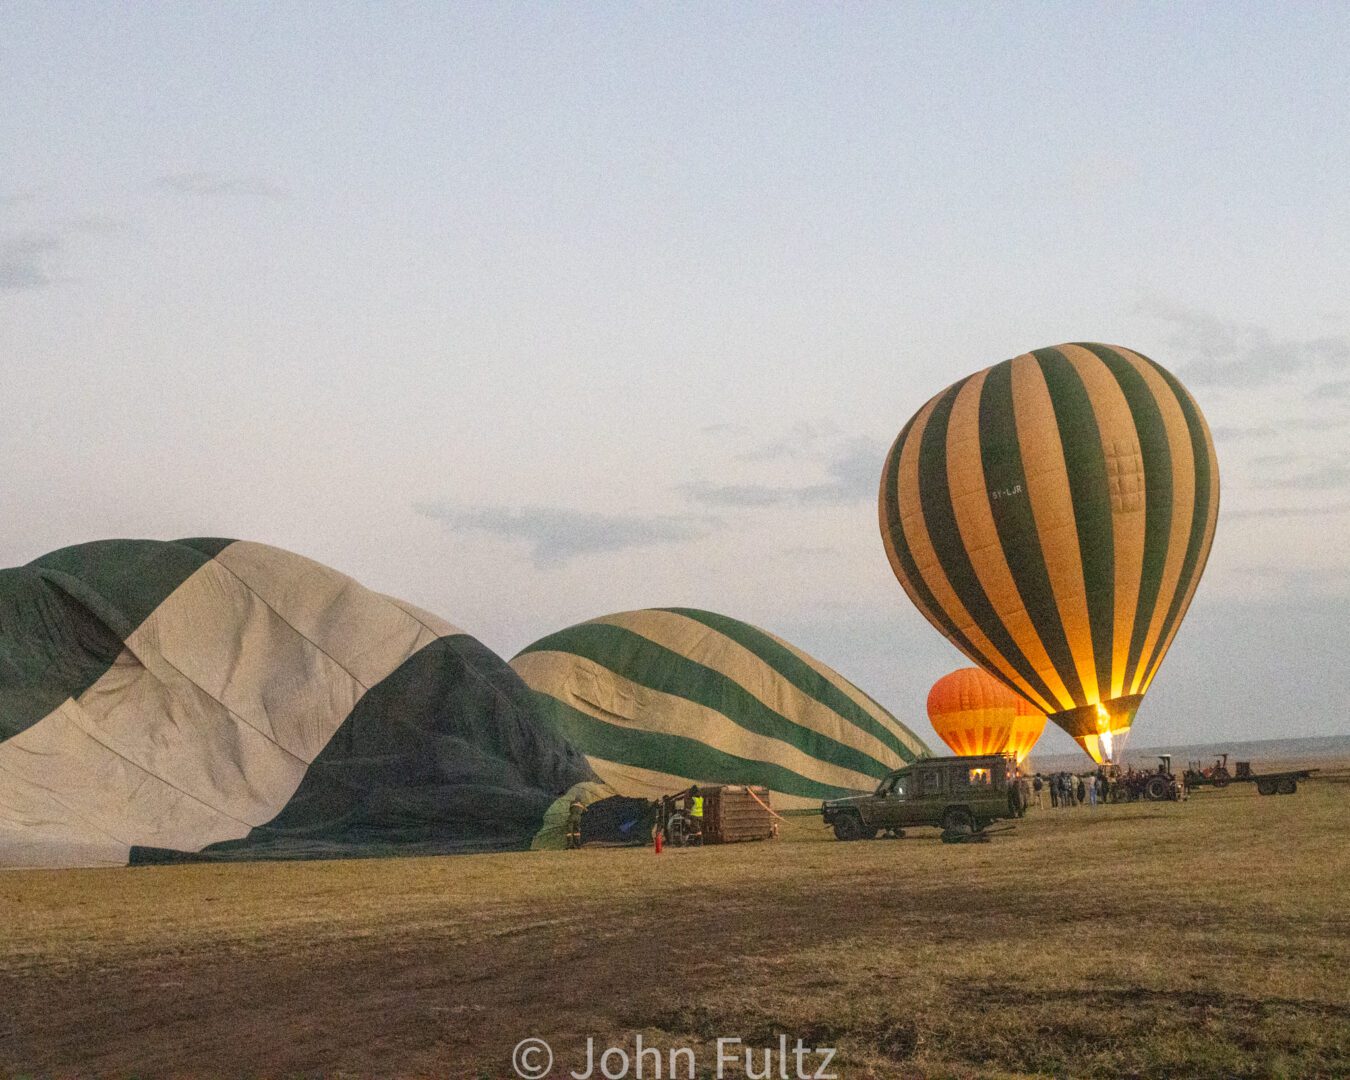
<box><xmin>1030</xmin><ymin>769</ymin><xmax>1110</xmax><ymax>809</ymax></box>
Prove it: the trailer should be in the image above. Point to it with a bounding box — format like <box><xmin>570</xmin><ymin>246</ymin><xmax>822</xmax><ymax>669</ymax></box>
<box><xmin>658</xmin><ymin>785</ymin><xmax>778</xmax><ymax>845</ymax></box>
<box><xmin>1183</xmin><ymin>753</ymin><xmax>1317</xmax><ymax>796</ymax></box>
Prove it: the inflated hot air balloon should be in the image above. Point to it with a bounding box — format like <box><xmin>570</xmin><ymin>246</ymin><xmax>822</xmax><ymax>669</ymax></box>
<box><xmin>926</xmin><ymin>666</ymin><xmax>1047</xmax><ymax>762</ymax></box>
<box><xmin>1005</xmin><ymin>695</ymin><xmax>1048</xmax><ymax>765</ymax></box>
<box><xmin>926</xmin><ymin>667</ymin><xmax>1016</xmax><ymax>757</ymax></box>
<box><xmin>881</xmin><ymin>343</ymin><xmax>1219</xmax><ymax>764</ymax></box>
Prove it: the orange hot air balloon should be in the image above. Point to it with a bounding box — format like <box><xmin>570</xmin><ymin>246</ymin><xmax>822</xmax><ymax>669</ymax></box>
<box><xmin>926</xmin><ymin>667</ymin><xmax>1018</xmax><ymax>757</ymax></box>
<box><xmin>1004</xmin><ymin>695</ymin><xmax>1048</xmax><ymax>764</ymax></box>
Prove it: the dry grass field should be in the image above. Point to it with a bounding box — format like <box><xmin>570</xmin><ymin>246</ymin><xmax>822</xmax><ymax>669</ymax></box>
<box><xmin>3</xmin><ymin>768</ymin><xmax>1348</xmax><ymax>1079</ymax></box>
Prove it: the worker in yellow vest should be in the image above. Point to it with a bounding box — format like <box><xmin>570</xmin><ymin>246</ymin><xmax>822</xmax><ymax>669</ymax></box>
<box><xmin>688</xmin><ymin>786</ymin><xmax>704</xmax><ymax>845</ymax></box>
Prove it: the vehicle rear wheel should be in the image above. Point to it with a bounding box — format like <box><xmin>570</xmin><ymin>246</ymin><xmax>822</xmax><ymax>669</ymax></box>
<box><xmin>1277</xmin><ymin>777</ymin><xmax>1297</xmax><ymax>795</ymax></box>
<box><xmin>1212</xmin><ymin>768</ymin><xmax>1231</xmax><ymax>788</ymax></box>
<box><xmin>1256</xmin><ymin>779</ymin><xmax>1276</xmax><ymax>796</ymax></box>
<box><xmin>1144</xmin><ymin>776</ymin><xmax>1170</xmax><ymax>801</ymax></box>
<box><xmin>940</xmin><ymin>809</ymin><xmax>974</xmax><ymax>843</ymax></box>
<box><xmin>941</xmin><ymin>808</ymin><xmax>974</xmax><ymax>832</ymax></box>
<box><xmin>832</xmin><ymin>813</ymin><xmax>865</xmax><ymax>841</ymax></box>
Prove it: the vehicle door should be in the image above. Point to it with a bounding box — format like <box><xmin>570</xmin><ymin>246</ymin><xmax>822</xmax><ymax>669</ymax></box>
<box><xmin>870</xmin><ymin>772</ymin><xmax>908</xmax><ymax>828</ymax></box>
<box><xmin>906</xmin><ymin>767</ymin><xmax>946</xmax><ymax>826</ymax></box>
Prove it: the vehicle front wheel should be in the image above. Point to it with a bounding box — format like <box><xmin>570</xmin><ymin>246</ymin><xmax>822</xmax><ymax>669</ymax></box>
<box><xmin>832</xmin><ymin>814</ymin><xmax>865</xmax><ymax>841</ymax></box>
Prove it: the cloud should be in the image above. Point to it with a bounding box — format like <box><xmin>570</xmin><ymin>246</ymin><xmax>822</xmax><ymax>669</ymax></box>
<box><xmin>62</xmin><ymin>213</ymin><xmax>135</xmax><ymax>237</ymax></box>
<box><xmin>1224</xmin><ymin>502</ymin><xmax>1350</xmax><ymax>519</ymax></box>
<box><xmin>154</xmin><ymin>172</ymin><xmax>287</xmax><ymax>200</ymax></box>
<box><xmin>414</xmin><ymin>502</ymin><xmax>714</xmax><ymax>567</ymax></box>
<box><xmin>1250</xmin><ymin>451</ymin><xmax>1350</xmax><ymax>492</ymax></box>
<box><xmin>0</xmin><ymin>215</ymin><xmax>136</xmax><ymax>292</ymax></box>
<box><xmin>0</xmin><ymin>188</ymin><xmax>42</xmax><ymax>208</ymax></box>
<box><xmin>782</xmin><ymin>545</ymin><xmax>838</xmax><ymax>558</ymax></box>
<box><xmin>679</xmin><ymin>482</ymin><xmax>789</xmax><ymax>508</ymax></box>
<box><xmin>1311</xmin><ymin>379</ymin><xmax>1350</xmax><ymax>401</ymax></box>
<box><xmin>799</xmin><ymin>437</ymin><xmax>885</xmax><ymax>504</ymax></box>
<box><xmin>736</xmin><ymin>419</ymin><xmax>833</xmax><ymax>463</ymax></box>
<box><xmin>1277</xmin><ymin>464</ymin><xmax>1350</xmax><ymax>490</ymax></box>
<box><xmin>1208</xmin><ymin>424</ymin><xmax>1274</xmax><ymax>442</ymax></box>
<box><xmin>1137</xmin><ymin>296</ymin><xmax>1350</xmax><ymax>387</ymax></box>
<box><xmin>0</xmin><ymin>231</ymin><xmax>62</xmax><ymax>290</ymax></box>
<box><xmin>682</xmin><ymin>436</ymin><xmax>886</xmax><ymax>509</ymax></box>
<box><xmin>1251</xmin><ymin>451</ymin><xmax>1299</xmax><ymax>469</ymax></box>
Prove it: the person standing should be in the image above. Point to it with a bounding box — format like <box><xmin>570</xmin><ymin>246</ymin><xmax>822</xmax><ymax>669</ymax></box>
<box><xmin>1049</xmin><ymin>773</ymin><xmax>1060</xmax><ymax>809</ymax></box>
<box><xmin>1032</xmin><ymin>774</ymin><xmax>1044</xmax><ymax>809</ymax></box>
<box><xmin>1087</xmin><ymin>774</ymin><xmax>1098</xmax><ymax>808</ymax></box>
<box><xmin>1075</xmin><ymin>774</ymin><xmax>1086</xmax><ymax>806</ymax></box>
<box><xmin>566</xmin><ymin>796</ymin><xmax>585</xmax><ymax>849</ymax></box>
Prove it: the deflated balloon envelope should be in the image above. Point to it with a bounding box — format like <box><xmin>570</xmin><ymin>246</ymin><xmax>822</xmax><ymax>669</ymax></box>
<box><xmin>511</xmin><ymin>607</ymin><xmax>931</xmax><ymax>809</ymax></box>
<box><xmin>880</xmin><ymin>343</ymin><xmax>1219</xmax><ymax>764</ymax></box>
<box><xmin>0</xmin><ymin>538</ymin><xmax>594</xmax><ymax>868</ymax></box>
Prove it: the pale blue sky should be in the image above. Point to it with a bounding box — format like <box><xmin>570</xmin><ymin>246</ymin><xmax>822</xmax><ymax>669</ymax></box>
<box><xmin>3</xmin><ymin>4</ymin><xmax>1347</xmax><ymax>755</ymax></box>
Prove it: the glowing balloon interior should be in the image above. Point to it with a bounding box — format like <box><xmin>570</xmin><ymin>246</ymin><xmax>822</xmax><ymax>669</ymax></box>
<box><xmin>927</xmin><ymin>666</ymin><xmax>1046</xmax><ymax>763</ymax></box>
<box><xmin>882</xmin><ymin>343</ymin><xmax>1219</xmax><ymax>764</ymax></box>
<box><xmin>926</xmin><ymin>667</ymin><xmax>1015</xmax><ymax>757</ymax></box>
<box><xmin>1005</xmin><ymin>694</ymin><xmax>1048</xmax><ymax>765</ymax></box>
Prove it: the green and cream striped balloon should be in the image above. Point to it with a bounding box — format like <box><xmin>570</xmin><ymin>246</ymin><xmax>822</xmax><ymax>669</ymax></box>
<box><xmin>0</xmin><ymin>538</ymin><xmax>593</xmax><ymax>867</ymax></box>
<box><xmin>511</xmin><ymin>608</ymin><xmax>929</xmax><ymax>809</ymax></box>
<box><xmin>880</xmin><ymin>342</ymin><xmax>1220</xmax><ymax>764</ymax></box>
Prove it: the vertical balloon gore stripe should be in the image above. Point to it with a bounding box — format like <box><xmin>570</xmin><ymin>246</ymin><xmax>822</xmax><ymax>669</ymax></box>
<box><xmin>948</xmin><ymin>372</ymin><xmax>1069</xmax><ymax>713</ymax></box>
<box><xmin>1078</xmin><ymin>344</ymin><xmax>1176</xmax><ymax>697</ymax></box>
<box><xmin>1034</xmin><ymin>347</ymin><xmax>1116</xmax><ymax>708</ymax></box>
<box><xmin>978</xmin><ymin>360</ymin><xmax>1082</xmax><ymax>712</ymax></box>
<box><xmin>1009</xmin><ymin>356</ymin><xmax>1100</xmax><ymax>705</ymax></box>
<box><xmin>1137</xmin><ymin>359</ymin><xmax>1220</xmax><ymax>691</ymax></box>
<box><xmin>1114</xmin><ymin>349</ymin><xmax>1196</xmax><ymax>695</ymax></box>
<box><xmin>917</xmin><ymin>379</ymin><xmax>1060</xmax><ymax>711</ymax></box>
<box><xmin>1059</xmin><ymin>344</ymin><xmax>1147</xmax><ymax>701</ymax></box>
<box><xmin>881</xmin><ymin>411</ymin><xmax>961</xmax><ymax>645</ymax></box>
<box><xmin>882</xmin><ymin>399</ymin><xmax>1022</xmax><ymax>695</ymax></box>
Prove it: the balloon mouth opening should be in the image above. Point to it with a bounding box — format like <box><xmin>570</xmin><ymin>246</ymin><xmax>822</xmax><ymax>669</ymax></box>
<box><xmin>1050</xmin><ymin>696</ymin><xmax>1142</xmax><ymax>765</ymax></box>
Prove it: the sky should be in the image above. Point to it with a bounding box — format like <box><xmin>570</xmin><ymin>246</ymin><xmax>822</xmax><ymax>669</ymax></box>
<box><xmin>2</xmin><ymin>3</ymin><xmax>1347</xmax><ymax>757</ymax></box>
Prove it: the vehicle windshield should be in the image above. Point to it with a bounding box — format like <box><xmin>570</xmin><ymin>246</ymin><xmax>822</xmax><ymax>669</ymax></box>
<box><xmin>876</xmin><ymin>772</ymin><xmax>909</xmax><ymax>797</ymax></box>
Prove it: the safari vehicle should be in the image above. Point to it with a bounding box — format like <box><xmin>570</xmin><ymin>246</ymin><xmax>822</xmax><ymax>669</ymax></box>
<box><xmin>822</xmin><ymin>754</ymin><xmax>1020</xmax><ymax>841</ymax></box>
